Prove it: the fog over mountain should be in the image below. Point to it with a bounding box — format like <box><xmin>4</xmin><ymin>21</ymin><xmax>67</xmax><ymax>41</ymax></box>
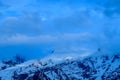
<box><xmin>0</xmin><ymin>0</ymin><xmax>120</xmax><ymax>59</ymax></box>
<box><xmin>0</xmin><ymin>0</ymin><xmax>120</xmax><ymax>80</ymax></box>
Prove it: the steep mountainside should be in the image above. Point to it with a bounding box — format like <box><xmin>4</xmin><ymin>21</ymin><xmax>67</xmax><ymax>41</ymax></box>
<box><xmin>0</xmin><ymin>53</ymin><xmax>120</xmax><ymax>80</ymax></box>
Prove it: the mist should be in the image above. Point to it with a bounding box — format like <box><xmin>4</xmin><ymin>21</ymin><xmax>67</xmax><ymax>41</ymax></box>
<box><xmin>0</xmin><ymin>0</ymin><xmax>120</xmax><ymax>60</ymax></box>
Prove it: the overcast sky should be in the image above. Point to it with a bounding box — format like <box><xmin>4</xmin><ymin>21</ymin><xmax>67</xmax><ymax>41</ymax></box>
<box><xmin>0</xmin><ymin>0</ymin><xmax>120</xmax><ymax>60</ymax></box>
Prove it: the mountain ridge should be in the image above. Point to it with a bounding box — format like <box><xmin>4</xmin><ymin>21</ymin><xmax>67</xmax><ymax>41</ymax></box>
<box><xmin>0</xmin><ymin>53</ymin><xmax>120</xmax><ymax>80</ymax></box>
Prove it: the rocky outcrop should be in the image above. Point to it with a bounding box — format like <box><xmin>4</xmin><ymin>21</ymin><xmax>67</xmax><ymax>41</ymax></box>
<box><xmin>0</xmin><ymin>54</ymin><xmax>120</xmax><ymax>80</ymax></box>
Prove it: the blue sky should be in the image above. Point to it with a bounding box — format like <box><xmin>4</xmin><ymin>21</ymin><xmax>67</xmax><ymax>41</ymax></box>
<box><xmin>0</xmin><ymin>0</ymin><xmax>120</xmax><ymax>60</ymax></box>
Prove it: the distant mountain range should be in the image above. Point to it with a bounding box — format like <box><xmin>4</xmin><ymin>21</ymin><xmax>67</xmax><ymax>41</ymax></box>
<box><xmin>0</xmin><ymin>53</ymin><xmax>120</xmax><ymax>80</ymax></box>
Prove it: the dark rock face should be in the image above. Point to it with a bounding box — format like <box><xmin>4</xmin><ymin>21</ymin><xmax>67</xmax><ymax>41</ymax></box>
<box><xmin>27</xmin><ymin>71</ymin><xmax>51</xmax><ymax>80</ymax></box>
<box><xmin>102</xmin><ymin>65</ymin><xmax>120</xmax><ymax>80</ymax></box>
<box><xmin>13</xmin><ymin>73</ymin><xmax>28</xmax><ymax>80</ymax></box>
<box><xmin>0</xmin><ymin>55</ymin><xmax>26</xmax><ymax>71</ymax></box>
<box><xmin>1</xmin><ymin>54</ymin><xmax>120</xmax><ymax>80</ymax></box>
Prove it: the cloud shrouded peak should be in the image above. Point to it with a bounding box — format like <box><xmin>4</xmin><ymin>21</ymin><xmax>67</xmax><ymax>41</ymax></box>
<box><xmin>0</xmin><ymin>0</ymin><xmax>120</xmax><ymax>59</ymax></box>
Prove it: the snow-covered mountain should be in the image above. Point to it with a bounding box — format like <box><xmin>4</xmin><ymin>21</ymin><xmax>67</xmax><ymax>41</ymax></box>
<box><xmin>0</xmin><ymin>53</ymin><xmax>120</xmax><ymax>80</ymax></box>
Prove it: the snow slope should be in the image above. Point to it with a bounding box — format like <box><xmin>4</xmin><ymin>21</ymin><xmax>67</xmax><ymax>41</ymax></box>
<box><xmin>0</xmin><ymin>53</ymin><xmax>120</xmax><ymax>80</ymax></box>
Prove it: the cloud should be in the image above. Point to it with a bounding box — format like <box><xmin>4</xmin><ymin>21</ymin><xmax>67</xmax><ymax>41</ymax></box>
<box><xmin>0</xmin><ymin>32</ymin><xmax>93</xmax><ymax>44</ymax></box>
<box><xmin>104</xmin><ymin>0</ymin><xmax>120</xmax><ymax>16</ymax></box>
<box><xmin>0</xmin><ymin>32</ymin><xmax>97</xmax><ymax>54</ymax></box>
<box><xmin>0</xmin><ymin>14</ymin><xmax>43</xmax><ymax>36</ymax></box>
<box><xmin>0</xmin><ymin>1</ymin><xmax>9</xmax><ymax>9</ymax></box>
<box><xmin>0</xmin><ymin>0</ymin><xmax>120</xmax><ymax>59</ymax></box>
<box><xmin>0</xmin><ymin>34</ymin><xmax>57</xmax><ymax>45</ymax></box>
<box><xmin>0</xmin><ymin>5</ymin><xmax>105</xmax><ymax>36</ymax></box>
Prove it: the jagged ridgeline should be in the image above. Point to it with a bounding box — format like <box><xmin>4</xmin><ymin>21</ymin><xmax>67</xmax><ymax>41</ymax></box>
<box><xmin>0</xmin><ymin>53</ymin><xmax>120</xmax><ymax>80</ymax></box>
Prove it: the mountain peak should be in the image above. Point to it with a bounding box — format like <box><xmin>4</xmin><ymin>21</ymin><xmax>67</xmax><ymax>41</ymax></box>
<box><xmin>0</xmin><ymin>53</ymin><xmax>120</xmax><ymax>80</ymax></box>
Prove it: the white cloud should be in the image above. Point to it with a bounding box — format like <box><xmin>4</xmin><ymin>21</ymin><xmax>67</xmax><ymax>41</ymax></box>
<box><xmin>0</xmin><ymin>34</ymin><xmax>58</xmax><ymax>44</ymax></box>
<box><xmin>0</xmin><ymin>32</ymin><xmax>96</xmax><ymax>46</ymax></box>
<box><xmin>0</xmin><ymin>0</ymin><xmax>120</xmax><ymax>59</ymax></box>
